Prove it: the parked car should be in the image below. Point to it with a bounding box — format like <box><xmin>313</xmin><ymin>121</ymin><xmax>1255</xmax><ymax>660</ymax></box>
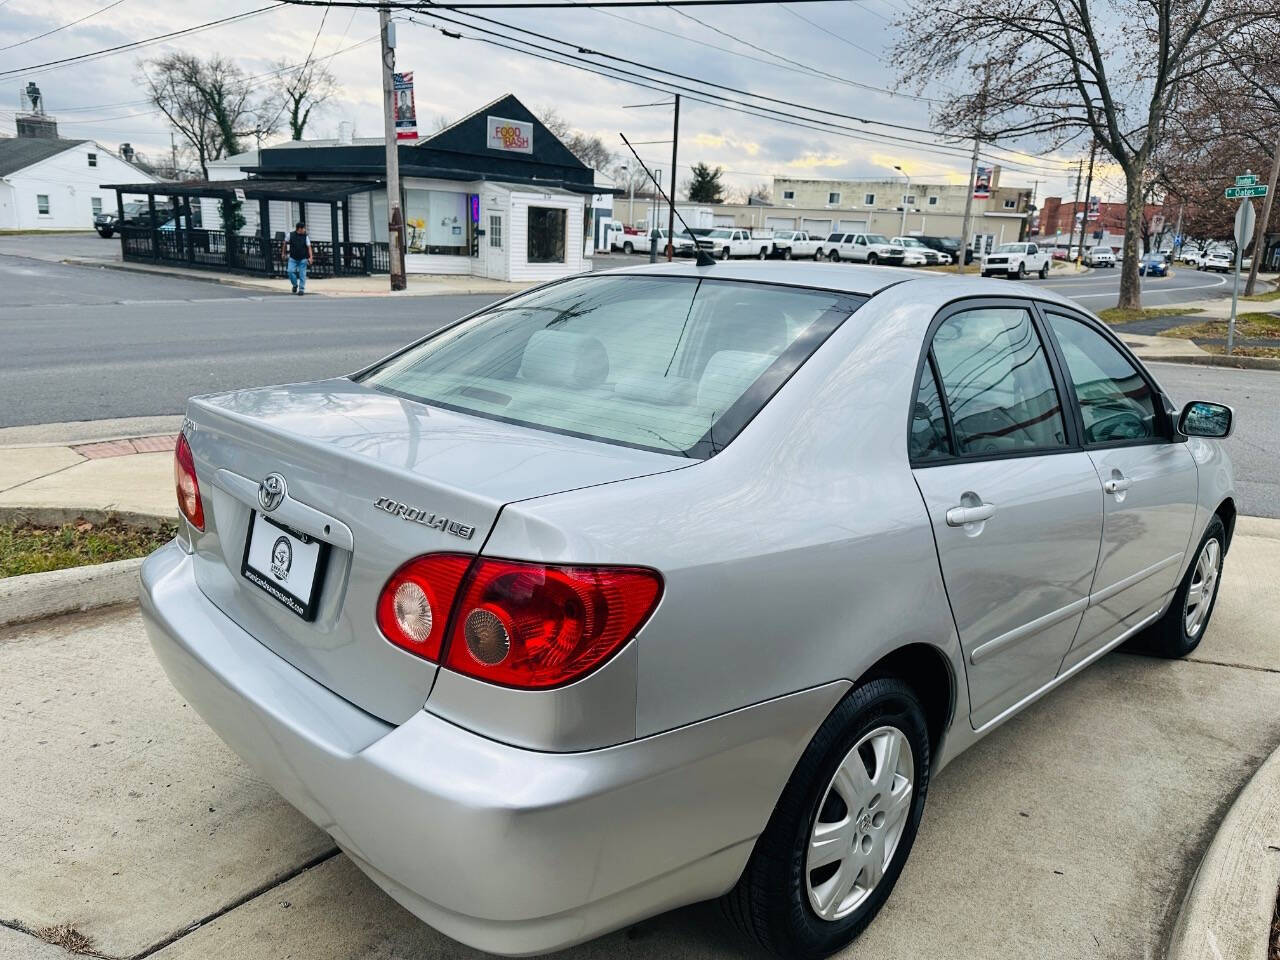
<box><xmin>618</xmin><ymin>227</ymin><xmax>694</xmax><ymax>256</ymax></box>
<box><xmin>698</xmin><ymin>227</ymin><xmax>773</xmax><ymax>260</ymax></box>
<box><xmin>916</xmin><ymin>235</ymin><xmax>970</xmax><ymax>265</ymax></box>
<box><xmin>1200</xmin><ymin>249</ymin><xmax>1234</xmax><ymax>272</ymax></box>
<box><xmin>1139</xmin><ymin>253</ymin><xmax>1169</xmax><ymax>277</ymax></box>
<box><xmin>981</xmin><ymin>242</ymin><xmax>1051</xmax><ymax>278</ymax></box>
<box><xmin>770</xmin><ymin>230</ymin><xmax>822</xmax><ymax>260</ymax></box>
<box><xmin>1084</xmin><ymin>246</ymin><xmax>1116</xmax><ymax>268</ymax></box>
<box><xmin>1181</xmin><ymin>248</ymin><xmax>1205</xmax><ymax>266</ymax></box>
<box><xmin>890</xmin><ymin>236</ymin><xmax>943</xmax><ymax>266</ymax></box>
<box><xmin>94</xmin><ymin>201</ymin><xmax>167</xmax><ymax>238</ymax></box>
<box><xmin>815</xmin><ymin>232</ymin><xmax>905</xmax><ymax>265</ymax></box>
<box><xmin>142</xmin><ymin>262</ymin><xmax>1236</xmax><ymax>960</ymax></box>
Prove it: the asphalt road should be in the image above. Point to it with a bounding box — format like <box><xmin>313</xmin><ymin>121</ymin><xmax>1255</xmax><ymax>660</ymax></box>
<box><xmin>1022</xmin><ymin>262</ymin><xmax>1233</xmax><ymax>306</ymax></box>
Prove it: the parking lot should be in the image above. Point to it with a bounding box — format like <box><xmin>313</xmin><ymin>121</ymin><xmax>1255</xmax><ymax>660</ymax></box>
<box><xmin>4</xmin><ymin>516</ymin><xmax>1278</xmax><ymax>960</ymax></box>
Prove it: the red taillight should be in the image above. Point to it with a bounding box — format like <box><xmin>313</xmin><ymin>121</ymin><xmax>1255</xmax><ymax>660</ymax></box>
<box><xmin>376</xmin><ymin>554</ymin><xmax>471</xmax><ymax>661</ymax></box>
<box><xmin>374</xmin><ymin>554</ymin><xmax>663</xmax><ymax>687</ymax></box>
<box><xmin>173</xmin><ymin>433</ymin><xmax>204</xmax><ymax>530</ymax></box>
<box><xmin>443</xmin><ymin>558</ymin><xmax>663</xmax><ymax>688</ymax></box>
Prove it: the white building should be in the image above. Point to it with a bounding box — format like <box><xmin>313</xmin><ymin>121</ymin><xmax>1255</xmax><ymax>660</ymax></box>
<box><xmin>0</xmin><ymin>136</ymin><xmax>154</xmax><ymax>230</ymax></box>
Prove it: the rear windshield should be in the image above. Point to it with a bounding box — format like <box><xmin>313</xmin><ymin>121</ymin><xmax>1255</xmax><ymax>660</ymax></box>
<box><xmin>360</xmin><ymin>275</ymin><xmax>863</xmax><ymax>459</ymax></box>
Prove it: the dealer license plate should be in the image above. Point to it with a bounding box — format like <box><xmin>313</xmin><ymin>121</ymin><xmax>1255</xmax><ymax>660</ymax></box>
<box><xmin>241</xmin><ymin>512</ymin><xmax>329</xmax><ymax>621</ymax></box>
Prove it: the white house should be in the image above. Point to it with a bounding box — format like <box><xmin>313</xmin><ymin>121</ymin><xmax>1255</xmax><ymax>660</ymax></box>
<box><xmin>0</xmin><ymin>137</ymin><xmax>154</xmax><ymax>230</ymax></box>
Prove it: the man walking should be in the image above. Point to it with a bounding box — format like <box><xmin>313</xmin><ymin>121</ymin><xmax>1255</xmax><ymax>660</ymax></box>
<box><xmin>283</xmin><ymin>222</ymin><xmax>312</xmax><ymax>295</ymax></box>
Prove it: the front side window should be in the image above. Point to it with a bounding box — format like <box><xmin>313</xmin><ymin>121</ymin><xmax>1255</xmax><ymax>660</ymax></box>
<box><xmin>527</xmin><ymin>206</ymin><xmax>566</xmax><ymax>263</ymax></box>
<box><xmin>930</xmin><ymin>307</ymin><xmax>1067</xmax><ymax>456</ymax></box>
<box><xmin>1046</xmin><ymin>314</ymin><xmax>1158</xmax><ymax>444</ymax></box>
<box><xmin>36</xmin><ymin>194</ymin><xmax>50</xmax><ymax>215</ymax></box>
<box><xmin>361</xmin><ymin>275</ymin><xmax>862</xmax><ymax>458</ymax></box>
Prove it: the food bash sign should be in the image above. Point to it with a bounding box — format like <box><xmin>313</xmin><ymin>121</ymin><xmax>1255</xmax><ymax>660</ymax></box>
<box><xmin>487</xmin><ymin>116</ymin><xmax>533</xmax><ymax>154</ymax></box>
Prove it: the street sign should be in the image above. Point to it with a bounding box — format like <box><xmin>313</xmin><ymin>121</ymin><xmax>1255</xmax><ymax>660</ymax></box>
<box><xmin>1235</xmin><ymin>174</ymin><xmax>1259</xmax><ymax>186</ymax></box>
<box><xmin>1225</xmin><ymin>184</ymin><xmax>1268</xmax><ymax>199</ymax></box>
<box><xmin>1234</xmin><ymin>199</ymin><xmax>1256</xmax><ymax>248</ymax></box>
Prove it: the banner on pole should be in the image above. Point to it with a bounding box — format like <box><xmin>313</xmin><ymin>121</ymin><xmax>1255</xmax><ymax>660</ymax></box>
<box><xmin>1087</xmin><ymin>196</ymin><xmax>1100</xmax><ymax>220</ymax></box>
<box><xmin>393</xmin><ymin>72</ymin><xmax>417</xmax><ymax>142</ymax></box>
<box><xmin>973</xmin><ymin>166</ymin><xmax>991</xmax><ymax>199</ymax></box>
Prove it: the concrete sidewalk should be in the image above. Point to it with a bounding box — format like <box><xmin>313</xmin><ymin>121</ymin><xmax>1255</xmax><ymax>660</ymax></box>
<box><xmin>2</xmin><ymin>520</ymin><xmax>1278</xmax><ymax>959</ymax></box>
<box><xmin>62</xmin><ymin>256</ymin><xmax>535</xmax><ymax>298</ymax></box>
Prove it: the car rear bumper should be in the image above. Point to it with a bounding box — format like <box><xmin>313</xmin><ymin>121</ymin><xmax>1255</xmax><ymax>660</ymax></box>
<box><xmin>139</xmin><ymin>541</ymin><xmax>845</xmax><ymax>956</ymax></box>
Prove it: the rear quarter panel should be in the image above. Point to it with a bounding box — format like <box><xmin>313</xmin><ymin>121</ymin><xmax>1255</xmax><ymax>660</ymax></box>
<box><xmin>482</xmin><ymin>281</ymin><xmax>968</xmax><ymax>741</ymax></box>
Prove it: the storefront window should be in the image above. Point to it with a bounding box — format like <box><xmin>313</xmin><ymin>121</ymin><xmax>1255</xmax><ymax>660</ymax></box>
<box><xmin>405</xmin><ymin>188</ymin><xmax>471</xmax><ymax>255</ymax></box>
<box><xmin>528</xmin><ymin>206</ymin><xmax>566</xmax><ymax>263</ymax></box>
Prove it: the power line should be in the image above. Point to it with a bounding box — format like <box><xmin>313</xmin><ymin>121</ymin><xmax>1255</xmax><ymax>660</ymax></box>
<box><xmin>0</xmin><ymin>0</ymin><xmax>129</xmax><ymax>53</ymax></box>
<box><xmin>778</xmin><ymin>4</ymin><xmax>885</xmax><ymax>60</ymax></box>
<box><xmin>0</xmin><ymin>4</ymin><xmax>286</xmax><ymax>79</ymax></box>
<box><xmin>280</xmin><ymin>0</ymin><xmax>885</xmax><ymax>7</ymax></box>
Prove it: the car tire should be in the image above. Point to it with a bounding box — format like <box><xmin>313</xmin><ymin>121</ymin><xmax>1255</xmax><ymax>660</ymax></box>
<box><xmin>759</xmin><ymin>247</ymin><xmax>769</xmax><ymax>260</ymax></box>
<box><xmin>1016</xmin><ymin>263</ymin><xmax>1026</xmax><ymax>279</ymax></box>
<box><xmin>623</xmin><ymin>241</ymin><xmax>634</xmax><ymax>255</ymax></box>
<box><xmin>782</xmin><ymin>248</ymin><xmax>793</xmax><ymax>260</ymax></box>
<box><xmin>720</xmin><ymin>247</ymin><xmax>730</xmax><ymax>261</ymax></box>
<box><xmin>1130</xmin><ymin>515</ymin><xmax>1226</xmax><ymax>659</ymax></box>
<box><xmin>828</xmin><ymin>251</ymin><xmax>840</xmax><ymax>262</ymax></box>
<box><xmin>722</xmin><ymin>677</ymin><xmax>930</xmax><ymax>960</ymax></box>
<box><xmin>1039</xmin><ymin>263</ymin><xmax>1049</xmax><ymax>279</ymax></box>
<box><xmin>867</xmin><ymin>254</ymin><xmax>878</xmax><ymax>265</ymax></box>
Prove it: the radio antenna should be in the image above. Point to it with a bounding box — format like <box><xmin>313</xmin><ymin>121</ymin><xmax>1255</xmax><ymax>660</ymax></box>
<box><xmin>619</xmin><ymin>132</ymin><xmax>716</xmax><ymax>267</ymax></box>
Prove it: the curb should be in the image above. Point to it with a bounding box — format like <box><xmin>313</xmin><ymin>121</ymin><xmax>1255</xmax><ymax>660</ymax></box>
<box><xmin>1166</xmin><ymin>743</ymin><xmax>1280</xmax><ymax>960</ymax></box>
<box><xmin>1140</xmin><ymin>354</ymin><xmax>1280</xmax><ymax>371</ymax></box>
<box><xmin>0</xmin><ymin>556</ymin><xmax>144</xmax><ymax>628</ymax></box>
<box><xmin>61</xmin><ymin>257</ymin><xmax>273</xmax><ymax>293</ymax></box>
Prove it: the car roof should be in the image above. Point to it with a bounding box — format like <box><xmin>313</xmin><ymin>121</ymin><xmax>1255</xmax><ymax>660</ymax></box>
<box><xmin>598</xmin><ymin>261</ymin><xmax>1093</xmax><ymax>312</ymax></box>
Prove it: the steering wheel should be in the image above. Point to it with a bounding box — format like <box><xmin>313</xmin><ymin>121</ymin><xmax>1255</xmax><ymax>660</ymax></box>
<box><xmin>1088</xmin><ymin>410</ymin><xmax>1146</xmax><ymax>442</ymax></box>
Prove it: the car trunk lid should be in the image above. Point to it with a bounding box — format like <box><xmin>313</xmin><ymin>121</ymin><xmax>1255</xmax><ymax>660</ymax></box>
<box><xmin>184</xmin><ymin>378</ymin><xmax>689</xmax><ymax>724</ymax></box>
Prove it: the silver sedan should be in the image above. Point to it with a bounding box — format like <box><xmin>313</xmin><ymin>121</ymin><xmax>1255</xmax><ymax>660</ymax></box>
<box><xmin>141</xmin><ymin>262</ymin><xmax>1235</xmax><ymax>959</ymax></box>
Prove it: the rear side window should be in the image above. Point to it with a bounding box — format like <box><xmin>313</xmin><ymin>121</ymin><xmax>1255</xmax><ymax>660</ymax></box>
<box><xmin>929</xmin><ymin>307</ymin><xmax>1067</xmax><ymax>456</ymax></box>
<box><xmin>362</xmin><ymin>275</ymin><xmax>863</xmax><ymax>459</ymax></box>
<box><xmin>1045</xmin><ymin>313</ymin><xmax>1159</xmax><ymax>443</ymax></box>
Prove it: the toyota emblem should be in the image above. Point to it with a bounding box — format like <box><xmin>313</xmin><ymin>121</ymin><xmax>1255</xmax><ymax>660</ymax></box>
<box><xmin>258</xmin><ymin>473</ymin><xmax>287</xmax><ymax>512</ymax></box>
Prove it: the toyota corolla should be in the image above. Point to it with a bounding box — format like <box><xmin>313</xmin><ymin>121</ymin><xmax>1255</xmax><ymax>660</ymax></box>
<box><xmin>141</xmin><ymin>263</ymin><xmax>1236</xmax><ymax>959</ymax></box>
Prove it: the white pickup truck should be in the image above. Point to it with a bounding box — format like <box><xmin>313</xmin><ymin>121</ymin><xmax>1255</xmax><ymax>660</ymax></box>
<box><xmin>814</xmin><ymin>232</ymin><xmax>906</xmax><ymax>266</ymax></box>
<box><xmin>618</xmin><ymin>228</ymin><xmax>695</xmax><ymax>256</ymax></box>
<box><xmin>698</xmin><ymin>227</ymin><xmax>774</xmax><ymax>260</ymax></box>
<box><xmin>980</xmin><ymin>241</ymin><xmax>1051</xmax><ymax>279</ymax></box>
<box><xmin>769</xmin><ymin>230</ymin><xmax>822</xmax><ymax>260</ymax></box>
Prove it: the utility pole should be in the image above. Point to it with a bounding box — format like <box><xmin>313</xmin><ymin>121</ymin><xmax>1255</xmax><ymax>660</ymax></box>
<box><xmin>666</xmin><ymin>94</ymin><xmax>680</xmax><ymax>262</ymax></box>
<box><xmin>649</xmin><ymin>169</ymin><xmax>660</xmax><ymax>263</ymax></box>
<box><xmin>1068</xmin><ymin>158</ymin><xmax>1083</xmax><ymax>261</ymax></box>
<box><xmin>957</xmin><ymin>61</ymin><xmax>990</xmax><ymax>274</ymax></box>
<box><xmin>379</xmin><ymin>6</ymin><xmax>406</xmax><ymax>291</ymax></box>
<box><xmin>1245</xmin><ymin>133</ymin><xmax>1280</xmax><ymax>296</ymax></box>
<box><xmin>1076</xmin><ymin>139</ymin><xmax>1096</xmax><ymax>265</ymax></box>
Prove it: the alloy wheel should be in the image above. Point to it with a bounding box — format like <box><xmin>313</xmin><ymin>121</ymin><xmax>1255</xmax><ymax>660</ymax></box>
<box><xmin>1184</xmin><ymin>538</ymin><xmax>1221</xmax><ymax>638</ymax></box>
<box><xmin>805</xmin><ymin>725</ymin><xmax>914</xmax><ymax>922</ymax></box>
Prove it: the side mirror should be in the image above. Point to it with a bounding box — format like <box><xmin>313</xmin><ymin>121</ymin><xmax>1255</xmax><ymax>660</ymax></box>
<box><xmin>1179</xmin><ymin>401</ymin><xmax>1233</xmax><ymax>438</ymax></box>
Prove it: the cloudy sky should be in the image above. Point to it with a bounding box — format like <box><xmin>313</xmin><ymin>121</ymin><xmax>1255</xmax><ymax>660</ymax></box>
<box><xmin>0</xmin><ymin>0</ymin><xmax>1111</xmax><ymax>203</ymax></box>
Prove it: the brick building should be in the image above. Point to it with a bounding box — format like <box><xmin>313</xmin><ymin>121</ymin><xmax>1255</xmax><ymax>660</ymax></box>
<box><xmin>1036</xmin><ymin>197</ymin><xmax>1166</xmax><ymax>243</ymax></box>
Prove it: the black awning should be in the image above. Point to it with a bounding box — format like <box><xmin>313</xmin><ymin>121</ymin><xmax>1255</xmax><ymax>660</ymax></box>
<box><xmin>99</xmin><ymin>178</ymin><xmax>380</xmax><ymax>203</ymax></box>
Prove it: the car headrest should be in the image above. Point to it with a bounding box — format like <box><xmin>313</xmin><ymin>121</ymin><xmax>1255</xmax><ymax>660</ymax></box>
<box><xmin>697</xmin><ymin>350</ymin><xmax>776</xmax><ymax>412</ymax></box>
<box><xmin>518</xmin><ymin>330</ymin><xmax>610</xmax><ymax>389</ymax></box>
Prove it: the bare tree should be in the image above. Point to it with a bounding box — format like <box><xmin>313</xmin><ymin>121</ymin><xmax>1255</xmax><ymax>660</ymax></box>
<box><xmin>267</xmin><ymin>58</ymin><xmax>336</xmax><ymax>141</ymax></box>
<box><xmin>537</xmin><ymin>106</ymin><xmax>615</xmax><ymax>172</ymax></box>
<box><xmin>892</xmin><ymin>0</ymin><xmax>1280</xmax><ymax>309</ymax></box>
<box><xmin>141</xmin><ymin>54</ymin><xmax>276</xmax><ymax>178</ymax></box>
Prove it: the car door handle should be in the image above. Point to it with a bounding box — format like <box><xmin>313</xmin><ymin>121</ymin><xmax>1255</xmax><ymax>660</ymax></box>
<box><xmin>946</xmin><ymin>502</ymin><xmax>996</xmax><ymax>526</ymax></box>
<box><xmin>1103</xmin><ymin>477</ymin><xmax>1133</xmax><ymax>494</ymax></box>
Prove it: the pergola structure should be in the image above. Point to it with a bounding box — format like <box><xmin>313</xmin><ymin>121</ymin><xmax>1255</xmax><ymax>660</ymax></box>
<box><xmin>101</xmin><ymin>178</ymin><xmax>385</xmax><ymax>277</ymax></box>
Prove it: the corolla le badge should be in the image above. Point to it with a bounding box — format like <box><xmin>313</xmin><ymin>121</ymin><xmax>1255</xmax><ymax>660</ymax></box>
<box><xmin>373</xmin><ymin>497</ymin><xmax>475</xmax><ymax>540</ymax></box>
<box><xmin>258</xmin><ymin>473</ymin><xmax>287</xmax><ymax>512</ymax></box>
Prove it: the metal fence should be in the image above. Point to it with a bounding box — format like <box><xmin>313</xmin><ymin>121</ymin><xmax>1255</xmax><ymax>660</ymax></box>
<box><xmin>119</xmin><ymin>226</ymin><xmax>388</xmax><ymax>278</ymax></box>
